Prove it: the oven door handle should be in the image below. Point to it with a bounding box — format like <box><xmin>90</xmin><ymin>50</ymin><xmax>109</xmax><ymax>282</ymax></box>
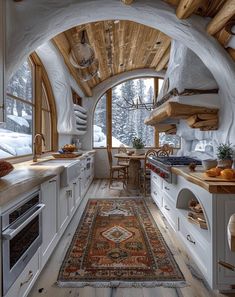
<box><xmin>2</xmin><ymin>203</ymin><xmax>45</xmax><ymax>240</ymax></box>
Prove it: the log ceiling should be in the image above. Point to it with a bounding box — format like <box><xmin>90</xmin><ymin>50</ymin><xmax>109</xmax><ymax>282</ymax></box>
<box><xmin>52</xmin><ymin>0</ymin><xmax>234</xmax><ymax>97</ymax></box>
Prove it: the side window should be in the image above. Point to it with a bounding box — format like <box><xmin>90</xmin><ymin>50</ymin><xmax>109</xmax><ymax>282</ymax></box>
<box><xmin>0</xmin><ymin>59</ymin><xmax>34</xmax><ymax>158</ymax></box>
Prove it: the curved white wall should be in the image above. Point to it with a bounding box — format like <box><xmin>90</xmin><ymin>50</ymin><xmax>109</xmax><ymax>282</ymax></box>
<box><xmin>5</xmin><ymin>0</ymin><xmax>235</xmax><ymax>147</ymax></box>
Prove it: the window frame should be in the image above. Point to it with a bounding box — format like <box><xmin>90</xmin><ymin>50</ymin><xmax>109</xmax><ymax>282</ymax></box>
<box><xmin>93</xmin><ymin>77</ymin><xmax>164</xmax><ymax>149</ymax></box>
<box><xmin>2</xmin><ymin>53</ymin><xmax>58</xmax><ymax>160</ymax></box>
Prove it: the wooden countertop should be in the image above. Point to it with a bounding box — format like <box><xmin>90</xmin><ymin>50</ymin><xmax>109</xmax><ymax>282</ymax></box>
<box><xmin>0</xmin><ymin>150</ymin><xmax>96</xmax><ymax>207</ymax></box>
<box><xmin>172</xmin><ymin>166</ymin><xmax>235</xmax><ymax>194</ymax></box>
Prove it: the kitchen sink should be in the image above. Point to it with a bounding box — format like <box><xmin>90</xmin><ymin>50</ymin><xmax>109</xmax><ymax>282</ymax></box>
<box><xmin>31</xmin><ymin>159</ymin><xmax>82</xmax><ymax>187</ymax></box>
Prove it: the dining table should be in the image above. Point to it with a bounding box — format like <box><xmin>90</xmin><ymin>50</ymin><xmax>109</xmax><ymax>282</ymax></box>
<box><xmin>114</xmin><ymin>153</ymin><xmax>146</xmax><ymax>190</ymax></box>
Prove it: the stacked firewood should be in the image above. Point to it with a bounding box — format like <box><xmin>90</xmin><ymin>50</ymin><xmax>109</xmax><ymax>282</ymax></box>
<box><xmin>188</xmin><ymin>199</ymin><xmax>208</xmax><ymax>230</ymax></box>
<box><xmin>186</xmin><ymin>112</ymin><xmax>218</xmax><ymax>131</ymax></box>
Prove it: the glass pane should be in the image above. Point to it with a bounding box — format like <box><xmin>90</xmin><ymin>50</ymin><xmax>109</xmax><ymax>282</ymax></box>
<box><xmin>0</xmin><ymin>96</ymin><xmax>33</xmax><ymax>157</ymax></box>
<box><xmin>93</xmin><ymin>94</ymin><xmax>107</xmax><ymax>148</ymax></box>
<box><xmin>42</xmin><ymin>84</ymin><xmax>50</xmax><ymax>111</ymax></box>
<box><xmin>112</xmin><ymin>78</ymin><xmax>154</xmax><ymax>147</ymax></box>
<box><xmin>158</xmin><ymin>79</ymin><xmax>164</xmax><ymax>93</ymax></box>
<box><xmin>42</xmin><ymin>110</ymin><xmax>52</xmax><ymax>151</ymax></box>
<box><xmin>7</xmin><ymin>59</ymin><xmax>33</xmax><ymax>102</ymax></box>
<box><xmin>159</xmin><ymin>132</ymin><xmax>181</xmax><ymax>148</ymax></box>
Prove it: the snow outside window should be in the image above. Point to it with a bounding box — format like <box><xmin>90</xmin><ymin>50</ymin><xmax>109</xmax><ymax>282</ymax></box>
<box><xmin>0</xmin><ymin>60</ymin><xmax>34</xmax><ymax>158</ymax></box>
<box><xmin>112</xmin><ymin>78</ymin><xmax>154</xmax><ymax>147</ymax></box>
<box><xmin>93</xmin><ymin>94</ymin><xmax>107</xmax><ymax>148</ymax></box>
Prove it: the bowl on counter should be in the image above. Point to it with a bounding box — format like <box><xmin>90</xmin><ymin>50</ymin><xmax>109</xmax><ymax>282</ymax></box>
<box><xmin>202</xmin><ymin>159</ymin><xmax>218</xmax><ymax>170</ymax></box>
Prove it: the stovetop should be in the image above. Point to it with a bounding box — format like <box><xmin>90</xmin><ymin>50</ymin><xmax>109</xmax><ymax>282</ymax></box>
<box><xmin>150</xmin><ymin>156</ymin><xmax>202</xmax><ymax>166</ymax></box>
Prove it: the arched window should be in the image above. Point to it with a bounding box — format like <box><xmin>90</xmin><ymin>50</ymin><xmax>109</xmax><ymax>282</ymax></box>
<box><xmin>93</xmin><ymin>77</ymin><xmax>181</xmax><ymax>149</ymax></box>
<box><xmin>41</xmin><ymin>83</ymin><xmax>52</xmax><ymax>152</ymax></box>
<box><xmin>0</xmin><ymin>56</ymin><xmax>57</xmax><ymax>158</ymax></box>
<box><xmin>1</xmin><ymin>59</ymin><xmax>34</xmax><ymax>157</ymax></box>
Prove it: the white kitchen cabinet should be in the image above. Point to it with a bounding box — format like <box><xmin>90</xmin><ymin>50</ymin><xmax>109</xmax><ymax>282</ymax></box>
<box><xmin>58</xmin><ymin>185</ymin><xmax>71</xmax><ymax>234</ymax></box>
<box><xmin>73</xmin><ymin>176</ymin><xmax>82</xmax><ymax>207</ymax></box>
<box><xmin>5</xmin><ymin>249</ymin><xmax>40</xmax><ymax>297</ymax></box>
<box><xmin>41</xmin><ymin>177</ymin><xmax>58</xmax><ymax>268</ymax></box>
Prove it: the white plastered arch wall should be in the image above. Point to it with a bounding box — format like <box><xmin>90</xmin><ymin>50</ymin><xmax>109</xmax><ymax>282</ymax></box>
<box><xmin>6</xmin><ymin>0</ymin><xmax>235</xmax><ymax>147</ymax></box>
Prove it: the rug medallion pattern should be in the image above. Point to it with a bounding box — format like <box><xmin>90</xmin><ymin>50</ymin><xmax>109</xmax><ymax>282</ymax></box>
<box><xmin>58</xmin><ymin>199</ymin><xmax>185</xmax><ymax>287</ymax></box>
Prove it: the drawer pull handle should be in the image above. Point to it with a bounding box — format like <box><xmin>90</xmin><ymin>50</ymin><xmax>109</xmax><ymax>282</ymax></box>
<box><xmin>73</xmin><ymin>182</ymin><xmax>77</xmax><ymax>185</ymax></box>
<box><xmin>49</xmin><ymin>179</ymin><xmax>56</xmax><ymax>183</ymax></box>
<box><xmin>154</xmin><ymin>176</ymin><xmax>157</xmax><ymax>180</ymax></box>
<box><xmin>20</xmin><ymin>270</ymin><xmax>33</xmax><ymax>287</ymax></box>
<box><xmin>164</xmin><ymin>186</ymin><xmax>170</xmax><ymax>191</ymax></box>
<box><xmin>66</xmin><ymin>190</ymin><xmax>73</xmax><ymax>197</ymax></box>
<box><xmin>153</xmin><ymin>191</ymin><xmax>158</xmax><ymax>196</ymax></box>
<box><xmin>164</xmin><ymin>205</ymin><xmax>170</xmax><ymax>211</ymax></box>
<box><xmin>186</xmin><ymin>234</ymin><xmax>195</xmax><ymax>245</ymax></box>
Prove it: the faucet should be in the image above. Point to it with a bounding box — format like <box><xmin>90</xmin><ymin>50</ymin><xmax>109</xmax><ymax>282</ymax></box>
<box><xmin>33</xmin><ymin>133</ymin><xmax>46</xmax><ymax>162</ymax></box>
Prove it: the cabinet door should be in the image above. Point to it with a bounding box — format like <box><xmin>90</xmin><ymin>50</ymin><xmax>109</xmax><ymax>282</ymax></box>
<box><xmin>41</xmin><ymin>178</ymin><xmax>57</xmax><ymax>268</ymax></box>
<box><xmin>73</xmin><ymin>177</ymin><xmax>81</xmax><ymax>208</ymax></box>
<box><xmin>58</xmin><ymin>186</ymin><xmax>70</xmax><ymax>233</ymax></box>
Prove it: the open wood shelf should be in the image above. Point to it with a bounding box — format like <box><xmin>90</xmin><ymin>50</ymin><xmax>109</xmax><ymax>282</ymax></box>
<box><xmin>145</xmin><ymin>101</ymin><xmax>219</xmax><ymax>131</ymax></box>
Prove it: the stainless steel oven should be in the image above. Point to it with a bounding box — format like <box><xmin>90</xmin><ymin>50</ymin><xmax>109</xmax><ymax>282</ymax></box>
<box><xmin>1</xmin><ymin>190</ymin><xmax>45</xmax><ymax>294</ymax></box>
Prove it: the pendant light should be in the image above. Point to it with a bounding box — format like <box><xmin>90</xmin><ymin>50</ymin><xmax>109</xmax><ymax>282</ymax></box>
<box><xmin>69</xmin><ymin>30</ymin><xmax>95</xmax><ymax>69</ymax></box>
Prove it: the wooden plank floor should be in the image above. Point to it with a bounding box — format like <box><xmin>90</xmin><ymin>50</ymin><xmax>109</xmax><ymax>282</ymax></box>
<box><xmin>28</xmin><ymin>179</ymin><xmax>235</xmax><ymax>297</ymax></box>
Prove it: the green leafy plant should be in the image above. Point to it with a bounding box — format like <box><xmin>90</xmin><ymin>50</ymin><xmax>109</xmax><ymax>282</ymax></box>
<box><xmin>132</xmin><ymin>137</ymin><xmax>145</xmax><ymax>149</ymax></box>
<box><xmin>216</xmin><ymin>143</ymin><xmax>233</xmax><ymax>160</ymax></box>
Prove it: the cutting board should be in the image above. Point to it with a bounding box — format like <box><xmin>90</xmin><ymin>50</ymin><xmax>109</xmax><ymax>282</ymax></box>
<box><xmin>189</xmin><ymin>171</ymin><xmax>235</xmax><ymax>182</ymax></box>
<box><xmin>52</xmin><ymin>152</ymin><xmax>82</xmax><ymax>159</ymax></box>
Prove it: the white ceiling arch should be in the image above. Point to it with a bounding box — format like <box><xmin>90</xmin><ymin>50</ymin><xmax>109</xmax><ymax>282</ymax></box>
<box><xmin>6</xmin><ymin>0</ymin><xmax>235</xmax><ymax>143</ymax></box>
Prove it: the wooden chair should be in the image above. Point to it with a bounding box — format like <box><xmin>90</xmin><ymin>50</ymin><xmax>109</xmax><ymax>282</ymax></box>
<box><xmin>117</xmin><ymin>145</ymin><xmax>129</xmax><ymax>167</ymax></box>
<box><xmin>107</xmin><ymin>145</ymin><xmax>128</xmax><ymax>188</ymax></box>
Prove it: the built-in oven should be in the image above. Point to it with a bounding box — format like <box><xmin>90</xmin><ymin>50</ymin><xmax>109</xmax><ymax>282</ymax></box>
<box><xmin>1</xmin><ymin>189</ymin><xmax>45</xmax><ymax>295</ymax></box>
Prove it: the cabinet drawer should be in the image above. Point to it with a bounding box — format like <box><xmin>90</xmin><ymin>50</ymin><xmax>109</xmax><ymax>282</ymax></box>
<box><xmin>178</xmin><ymin>216</ymin><xmax>208</xmax><ymax>274</ymax></box>
<box><xmin>162</xmin><ymin>180</ymin><xmax>178</xmax><ymax>199</ymax></box>
<box><xmin>151</xmin><ymin>172</ymin><xmax>163</xmax><ymax>189</ymax></box>
<box><xmin>151</xmin><ymin>186</ymin><xmax>162</xmax><ymax>208</ymax></box>
<box><xmin>162</xmin><ymin>193</ymin><xmax>177</xmax><ymax>231</ymax></box>
<box><xmin>5</xmin><ymin>250</ymin><xmax>40</xmax><ymax>297</ymax></box>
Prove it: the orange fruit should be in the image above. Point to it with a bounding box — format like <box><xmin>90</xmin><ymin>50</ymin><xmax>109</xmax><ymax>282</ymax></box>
<box><xmin>206</xmin><ymin>169</ymin><xmax>217</xmax><ymax>177</ymax></box>
<box><xmin>220</xmin><ymin>169</ymin><xmax>234</xmax><ymax>180</ymax></box>
<box><xmin>214</xmin><ymin>167</ymin><xmax>222</xmax><ymax>176</ymax></box>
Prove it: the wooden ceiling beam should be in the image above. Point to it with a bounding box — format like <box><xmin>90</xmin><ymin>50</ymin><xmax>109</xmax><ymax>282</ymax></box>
<box><xmin>155</xmin><ymin>45</ymin><xmax>171</xmax><ymax>71</ymax></box>
<box><xmin>53</xmin><ymin>33</ymin><xmax>92</xmax><ymax>97</ymax></box>
<box><xmin>207</xmin><ymin>0</ymin><xmax>235</xmax><ymax>35</ymax></box>
<box><xmin>86</xmin><ymin>23</ymin><xmax>110</xmax><ymax>81</ymax></box>
<box><xmin>176</xmin><ymin>0</ymin><xmax>205</xmax><ymax>19</ymax></box>
<box><xmin>150</xmin><ymin>34</ymin><xmax>171</xmax><ymax>68</ymax></box>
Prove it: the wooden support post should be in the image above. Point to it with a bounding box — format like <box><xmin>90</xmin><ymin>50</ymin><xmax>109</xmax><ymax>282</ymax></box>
<box><xmin>176</xmin><ymin>0</ymin><xmax>205</xmax><ymax>19</ymax></box>
<box><xmin>207</xmin><ymin>0</ymin><xmax>235</xmax><ymax>35</ymax></box>
<box><xmin>106</xmin><ymin>88</ymin><xmax>112</xmax><ymax>148</ymax></box>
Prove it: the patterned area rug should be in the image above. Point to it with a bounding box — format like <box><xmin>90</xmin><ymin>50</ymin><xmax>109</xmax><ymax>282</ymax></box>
<box><xmin>57</xmin><ymin>199</ymin><xmax>185</xmax><ymax>288</ymax></box>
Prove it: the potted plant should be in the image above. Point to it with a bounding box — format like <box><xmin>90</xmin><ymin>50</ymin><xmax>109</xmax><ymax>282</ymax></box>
<box><xmin>132</xmin><ymin>137</ymin><xmax>145</xmax><ymax>155</ymax></box>
<box><xmin>216</xmin><ymin>143</ymin><xmax>233</xmax><ymax>168</ymax></box>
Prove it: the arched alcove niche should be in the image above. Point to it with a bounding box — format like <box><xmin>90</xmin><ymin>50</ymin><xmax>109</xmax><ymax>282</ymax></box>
<box><xmin>6</xmin><ymin>0</ymin><xmax>235</xmax><ymax>145</ymax></box>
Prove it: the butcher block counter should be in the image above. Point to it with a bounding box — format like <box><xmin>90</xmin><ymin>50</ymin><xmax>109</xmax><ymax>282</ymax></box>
<box><xmin>172</xmin><ymin>166</ymin><xmax>235</xmax><ymax>194</ymax></box>
<box><xmin>0</xmin><ymin>150</ymin><xmax>95</xmax><ymax>207</ymax></box>
<box><xmin>0</xmin><ymin>160</ymin><xmax>64</xmax><ymax>207</ymax></box>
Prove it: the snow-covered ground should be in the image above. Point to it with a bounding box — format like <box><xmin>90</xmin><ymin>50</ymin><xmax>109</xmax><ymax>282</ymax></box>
<box><xmin>93</xmin><ymin>125</ymin><xmax>124</xmax><ymax>147</ymax></box>
<box><xmin>0</xmin><ymin>128</ymin><xmax>32</xmax><ymax>158</ymax></box>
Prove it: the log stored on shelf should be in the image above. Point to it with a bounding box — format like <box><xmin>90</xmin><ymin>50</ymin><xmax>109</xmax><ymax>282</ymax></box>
<box><xmin>145</xmin><ymin>101</ymin><xmax>219</xmax><ymax>131</ymax></box>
